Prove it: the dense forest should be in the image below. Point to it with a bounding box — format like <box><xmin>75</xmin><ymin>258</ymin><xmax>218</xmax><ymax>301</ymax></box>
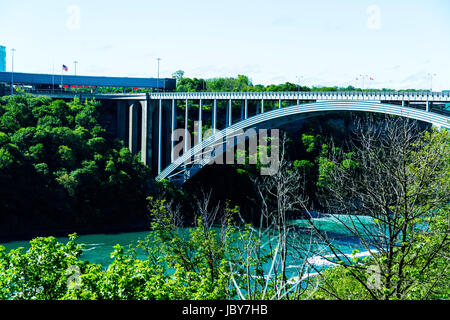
<box><xmin>0</xmin><ymin>95</ymin><xmax>151</xmax><ymax>240</ymax></box>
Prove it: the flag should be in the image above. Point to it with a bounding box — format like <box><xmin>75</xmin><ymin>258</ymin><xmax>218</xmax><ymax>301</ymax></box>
<box><xmin>369</xmin><ymin>77</ymin><xmax>374</xmax><ymax>80</ymax></box>
<box><xmin>62</xmin><ymin>64</ymin><xmax>68</xmax><ymax>72</ymax></box>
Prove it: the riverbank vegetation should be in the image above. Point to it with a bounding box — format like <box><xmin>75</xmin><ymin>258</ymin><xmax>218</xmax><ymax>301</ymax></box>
<box><xmin>0</xmin><ymin>110</ymin><xmax>448</xmax><ymax>299</ymax></box>
<box><xmin>0</xmin><ymin>95</ymin><xmax>151</xmax><ymax>240</ymax></box>
<box><xmin>0</xmin><ymin>89</ymin><xmax>448</xmax><ymax>300</ymax></box>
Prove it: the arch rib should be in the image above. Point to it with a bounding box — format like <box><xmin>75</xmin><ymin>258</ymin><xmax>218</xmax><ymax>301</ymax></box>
<box><xmin>156</xmin><ymin>100</ymin><xmax>450</xmax><ymax>183</ymax></box>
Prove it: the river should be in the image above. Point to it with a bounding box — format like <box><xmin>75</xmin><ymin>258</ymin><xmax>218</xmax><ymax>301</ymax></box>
<box><xmin>0</xmin><ymin>213</ymin><xmax>378</xmax><ymax>272</ymax></box>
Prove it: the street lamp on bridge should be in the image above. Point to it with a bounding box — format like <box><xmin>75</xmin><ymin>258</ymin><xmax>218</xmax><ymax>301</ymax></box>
<box><xmin>74</xmin><ymin>61</ymin><xmax>78</xmax><ymax>76</ymax></box>
<box><xmin>427</xmin><ymin>73</ymin><xmax>436</xmax><ymax>92</ymax></box>
<box><xmin>157</xmin><ymin>57</ymin><xmax>161</xmax><ymax>92</ymax></box>
<box><xmin>297</xmin><ymin>76</ymin><xmax>304</xmax><ymax>92</ymax></box>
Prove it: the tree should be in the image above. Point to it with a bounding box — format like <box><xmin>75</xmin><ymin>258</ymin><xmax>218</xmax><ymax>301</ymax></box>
<box><xmin>306</xmin><ymin>116</ymin><xmax>449</xmax><ymax>300</ymax></box>
<box><xmin>172</xmin><ymin>70</ymin><xmax>185</xmax><ymax>81</ymax></box>
<box><xmin>235</xmin><ymin>134</ymin><xmax>319</xmax><ymax>300</ymax></box>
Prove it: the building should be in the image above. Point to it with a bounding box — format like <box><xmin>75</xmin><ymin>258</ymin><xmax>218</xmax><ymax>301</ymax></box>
<box><xmin>0</xmin><ymin>71</ymin><xmax>176</xmax><ymax>93</ymax></box>
<box><xmin>0</xmin><ymin>45</ymin><xmax>6</xmax><ymax>72</ymax></box>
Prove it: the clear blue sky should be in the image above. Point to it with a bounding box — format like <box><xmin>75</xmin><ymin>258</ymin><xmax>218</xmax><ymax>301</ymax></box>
<box><xmin>1</xmin><ymin>0</ymin><xmax>449</xmax><ymax>90</ymax></box>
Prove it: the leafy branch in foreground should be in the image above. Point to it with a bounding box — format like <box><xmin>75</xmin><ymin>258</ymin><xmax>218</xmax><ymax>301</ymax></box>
<box><xmin>306</xmin><ymin>117</ymin><xmax>449</xmax><ymax>300</ymax></box>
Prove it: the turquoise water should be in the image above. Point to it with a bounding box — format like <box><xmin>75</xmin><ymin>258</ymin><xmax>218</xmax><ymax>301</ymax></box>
<box><xmin>0</xmin><ymin>214</ymin><xmax>378</xmax><ymax>270</ymax></box>
<box><xmin>1</xmin><ymin>231</ymin><xmax>152</xmax><ymax>266</ymax></box>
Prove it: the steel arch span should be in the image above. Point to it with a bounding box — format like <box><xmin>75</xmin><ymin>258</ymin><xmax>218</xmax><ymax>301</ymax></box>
<box><xmin>156</xmin><ymin>100</ymin><xmax>450</xmax><ymax>184</ymax></box>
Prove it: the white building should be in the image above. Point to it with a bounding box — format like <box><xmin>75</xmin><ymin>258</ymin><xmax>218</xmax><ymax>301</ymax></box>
<box><xmin>0</xmin><ymin>45</ymin><xmax>6</xmax><ymax>72</ymax></box>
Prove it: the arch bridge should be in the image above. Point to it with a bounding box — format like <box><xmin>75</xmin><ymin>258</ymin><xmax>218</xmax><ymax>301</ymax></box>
<box><xmin>36</xmin><ymin>90</ymin><xmax>450</xmax><ymax>184</ymax></box>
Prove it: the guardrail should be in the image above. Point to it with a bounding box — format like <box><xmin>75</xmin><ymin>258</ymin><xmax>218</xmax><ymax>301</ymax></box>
<box><xmin>14</xmin><ymin>89</ymin><xmax>450</xmax><ymax>102</ymax></box>
<box><xmin>149</xmin><ymin>91</ymin><xmax>450</xmax><ymax>98</ymax></box>
<box><xmin>157</xmin><ymin>100</ymin><xmax>450</xmax><ymax>182</ymax></box>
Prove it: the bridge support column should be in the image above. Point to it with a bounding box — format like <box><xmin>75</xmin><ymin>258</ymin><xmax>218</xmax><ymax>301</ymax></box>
<box><xmin>198</xmin><ymin>99</ymin><xmax>203</xmax><ymax>144</ymax></box>
<box><xmin>185</xmin><ymin>99</ymin><xmax>189</xmax><ymax>154</ymax></box>
<box><xmin>279</xmin><ymin>99</ymin><xmax>282</xmax><ymax>108</ymax></box>
<box><xmin>426</xmin><ymin>100</ymin><xmax>430</xmax><ymax>112</ymax></box>
<box><xmin>140</xmin><ymin>98</ymin><xmax>148</xmax><ymax>165</ymax></box>
<box><xmin>213</xmin><ymin>99</ymin><xmax>217</xmax><ymax>134</ymax></box>
<box><xmin>158</xmin><ymin>99</ymin><xmax>162</xmax><ymax>174</ymax></box>
<box><xmin>240</xmin><ymin>100</ymin><xmax>244</xmax><ymax>120</ymax></box>
<box><xmin>171</xmin><ymin>99</ymin><xmax>176</xmax><ymax>162</ymax></box>
<box><xmin>146</xmin><ymin>97</ymin><xmax>157</xmax><ymax>173</ymax></box>
<box><xmin>116</xmin><ymin>100</ymin><xmax>127</xmax><ymax>144</ymax></box>
<box><xmin>226</xmin><ymin>100</ymin><xmax>229</xmax><ymax>127</ymax></box>
<box><xmin>128</xmin><ymin>102</ymin><xmax>139</xmax><ymax>154</ymax></box>
<box><xmin>244</xmin><ymin>98</ymin><xmax>248</xmax><ymax>119</ymax></box>
<box><xmin>228</xmin><ymin>99</ymin><xmax>232</xmax><ymax>127</ymax></box>
<box><xmin>261</xmin><ymin>99</ymin><xmax>265</xmax><ymax>113</ymax></box>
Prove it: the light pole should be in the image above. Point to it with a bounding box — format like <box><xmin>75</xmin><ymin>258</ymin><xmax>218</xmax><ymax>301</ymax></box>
<box><xmin>296</xmin><ymin>76</ymin><xmax>304</xmax><ymax>92</ymax></box>
<box><xmin>74</xmin><ymin>61</ymin><xmax>78</xmax><ymax>76</ymax></box>
<box><xmin>359</xmin><ymin>74</ymin><xmax>368</xmax><ymax>90</ymax></box>
<box><xmin>427</xmin><ymin>73</ymin><xmax>436</xmax><ymax>92</ymax></box>
<box><xmin>157</xmin><ymin>58</ymin><xmax>161</xmax><ymax>92</ymax></box>
<box><xmin>11</xmin><ymin>48</ymin><xmax>15</xmax><ymax>95</ymax></box>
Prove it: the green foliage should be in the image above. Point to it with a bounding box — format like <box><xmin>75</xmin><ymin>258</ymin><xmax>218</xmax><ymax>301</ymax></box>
<box><xmin>0</xmin><ymin>131</ymin><xmax>10</xmax><ymax>145</ymax></box>
<box><xmin>138</xmin><ymin>196</ymin><xmax>236</xmax><ymax>299</ymax></box>
<box><xmin>307</xmin><ymin>207</ymin><xmax>449</xmax><ymax>300</ymax></box>
<box><xmin>172</xmin><ymin>70</ymin><xmax>185</xmax><ymax>81</ymax></box>
<box><xmin>317</xmin><ymin>156</ymin><xmax>335</xmax><ymax>187</ymax></box>
<box><xmin>293</xmin><ymin>159</ymin><xmax>314</xmax><ymax>172</ymax></box>
<box><xmin>308</xmin><ymin>128</ymin><xmax>450</xmax><ymax>300</ymax></box>
<box><xmin>176</xmin><ymin>78</ymin><xmax>206</xmax><ymax>92</ymax></box>
<box><xmin>173</xmin><ymin>74</ymin><xmax>410</xmax><ymax>93</ymax></box>
<box><xmin>0</xmin><ymin>233</ymin><xmax>84</xmax><ymax>300</ymax></box>
<box><xmin>301</xmin><ymin>134</ymin><xmax>318</xmax><ymax>153</ymax></box>
<box><xmin>0</xmin><ymin>94</ymin><xmax>151</xmax><ymax>236</ymax></box>
<box><xmin>0</xmin><ymin>199</ymin><xmax>252</xmax><ymax>300</ymax></box>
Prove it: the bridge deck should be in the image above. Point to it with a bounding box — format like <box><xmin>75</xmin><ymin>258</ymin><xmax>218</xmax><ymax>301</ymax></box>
<box><xmin>28</xmin><ymin>90</ymin><xmax>450</xmax><ymax>102</ymax></box>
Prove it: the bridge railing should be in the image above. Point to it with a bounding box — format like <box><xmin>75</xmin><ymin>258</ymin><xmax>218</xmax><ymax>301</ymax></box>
<box><xmin>147</xmin><ymin>90</ymin><xmax>450</xmax><ymax>99</ymax></box>
<box><xmin>15</xmin><ymin>89</ymin><xmax>450</xmax><ymax>101</ymax></box>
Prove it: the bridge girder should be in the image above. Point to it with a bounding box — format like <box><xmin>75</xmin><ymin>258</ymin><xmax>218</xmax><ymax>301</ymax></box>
<box><xmin>156</xmin><ymin>100</ymin><xmax>450</xmax><ymax>184</ymax></box>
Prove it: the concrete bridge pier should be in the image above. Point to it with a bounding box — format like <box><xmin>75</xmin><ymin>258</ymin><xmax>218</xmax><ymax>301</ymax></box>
<box><xmin>198</xmin><ymin>99</ymin><xmax>203</xmax><ymax>145</ymax></box>
<box><xmin>128</xmin><ymin>102</ymin><xmax>139</xmax><ymax>154</ymax></box>
<box><xmin>116</xmin><ymin>101</ymin><xmax>128</xmax><ymax>145</ymax></box>
<box><xmin>153</xmin><ymin>98</ymin><xmax>172</xmax><ymax>175</ymax></box>
<box><xmin>244</xmin><ymin>98</ymin><xmax>248</xmax><ymax>119</ymax></box>
<box><xmin>213</xmin><ymin>99</ymin><xmax>217</xmax><ymax>134</ymax></box>
<box><xmin>140</xmin><ymin>98</ymin><xmax>149</xmax><ymax>165</ymax></box>
<box><xmin>171</xmin><ymin>99</ymin><xmax>176</xmax><ymax>162</ymax></box>
<box><xmin>115</xmin><ymin>95</ymin><xmax>154</xmax><ymax>168</ymax></box>
<box><xmin>226</xmin><ymin>99</ymin><xmax>232</xmax><ymax>127</ymax></box>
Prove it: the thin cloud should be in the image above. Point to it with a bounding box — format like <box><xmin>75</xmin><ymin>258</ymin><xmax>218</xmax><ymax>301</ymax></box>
<box><xmin>95</xmin><ymin>44</ymin><xmax>114</xmax><ymax>51</ymax></box>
